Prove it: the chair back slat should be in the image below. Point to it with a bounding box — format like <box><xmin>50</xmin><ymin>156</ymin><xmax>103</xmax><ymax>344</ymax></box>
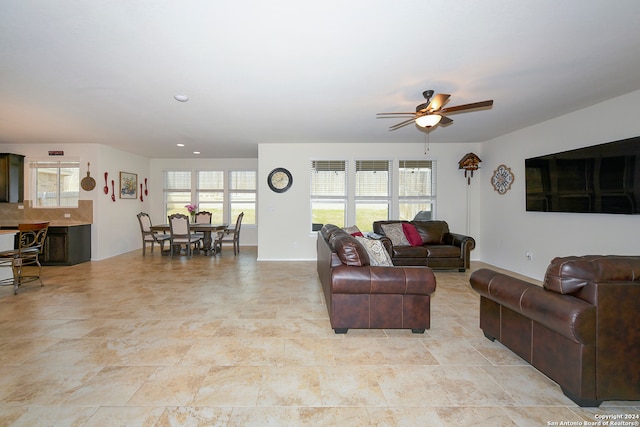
<box><xmin>18</xmin><ymin>222</ymin><xmax>49</xmax><ymax>254</ymax></box>
<box><xmin>169</xmin><ymin>214</ymin><xmax>190</xmax><ymax>235</ymax></box>
<box><xmin>194</xmin><ymin>211</ymin><xmax>212</xmax><ymax>224</ymax></box>
<box><xmin>234</xmin><ymin>212</ymin><xmax>244</xmax><ymax>233</ymax></box>
<box><xmin>137</xmin><ymin>212</ymin><xmax>152</xmax><ymax>232</ymax></box>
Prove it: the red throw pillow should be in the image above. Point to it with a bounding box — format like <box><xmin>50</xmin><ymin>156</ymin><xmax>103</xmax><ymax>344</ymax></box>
<box><xmin>402</xmin><ymin>223</ymin><xmax>423</xmax><ymax>246</ymax></box>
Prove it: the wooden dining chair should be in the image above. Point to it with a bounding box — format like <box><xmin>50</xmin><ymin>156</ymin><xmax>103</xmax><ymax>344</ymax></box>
<box><xmin>168</xmin><ymin>213</ymin><xmax>202</xmax><ymax>256</ymax></box>
<box><xmin>214</xmin><ymin>212</ymin><xmax>243</xmax><ymax>255</ymax></box>
<box><xmin>0</xmin><ymin>222</ymin><xmax>49</xmax><ymax>294</ymax></box>
<box><xmin>137</xmin><ymin>212</ymin><xmax>170</xmax><ymax>255</ymax></box>
<box><xmin>194</xmin><ymin>211</ymin><xmax>212</xmax><ymax>224</ymax></box>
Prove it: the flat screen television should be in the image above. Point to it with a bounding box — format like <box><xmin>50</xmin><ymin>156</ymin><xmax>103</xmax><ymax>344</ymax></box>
<box><xmin>525</xmin><ymin>136</ymin><xmax>640</xmax><ymax>214</ymax></box>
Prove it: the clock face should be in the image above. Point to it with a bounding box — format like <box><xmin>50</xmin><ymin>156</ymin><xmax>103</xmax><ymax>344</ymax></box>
<box><xmin>268</xmin><ymin>168</ymin><xmax>293</xmax><ymax>193</ymax></box>
<box><xmin>491</xmin><ymin>164</ymin><xmax>514</xmax><ymax>194</ymax></box>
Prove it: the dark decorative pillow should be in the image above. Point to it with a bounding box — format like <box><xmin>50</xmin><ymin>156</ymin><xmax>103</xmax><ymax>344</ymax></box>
<box><xmin>402</xmin><ymin>223</ymin><xmax>423</xmax><ymax>246</ymax></box>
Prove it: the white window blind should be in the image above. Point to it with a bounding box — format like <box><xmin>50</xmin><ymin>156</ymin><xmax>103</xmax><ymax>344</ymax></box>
<box><xmin>310</xmin><ymin>160</ymin><xmax>347</xmax><ymax>229</ymax></box>
<box><xmin>229</xmin><ymin>171</ymin><xmax>256</xmax><ymax>225</ymax></box>
<box><xmin>354</xmin><ymin>160</ymin><xmax>391</xmax><ymax>230</ymax></box>
<box><xmin>399</xmin><ymin>160</ymin><xmax>436</xmax><ymax>220</ymax></box>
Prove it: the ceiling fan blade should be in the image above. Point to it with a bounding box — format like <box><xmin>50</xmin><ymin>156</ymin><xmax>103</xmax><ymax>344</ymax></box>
<box><xmin>440</xmin><ymin>100</ymin><xmax>493</xmax><ymax>114</ymax></box>
<box><xmin>415</xmin><ymin>102</ymin><xmax>429</xmax><ymax>112</ymax></box>
<box><xmin>389</xmin><ymin>117</ymin><xmax>417</xmax><ymax>130</ymax></box>
<box><xmin>426</xmin><ymin>93</ymin><xmax>451</xmax><ymax>112</ymax></box>
<box><xmin>376</xmin><ymin>112</ymin><xmax>418</xmax><ymax>116</ymax></box>
<box><xmin>439</xmin><ymin>115</ymin><xmax>453</xmax><ymax>125</ymax></box>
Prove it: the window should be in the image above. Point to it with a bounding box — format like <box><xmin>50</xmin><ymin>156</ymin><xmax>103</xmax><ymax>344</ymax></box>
<box><xmin>163</xmin><ymin>169</ymin><xmax>256</xmax><ymax>225</ymax></box>
<box><xmin>309</xmin><ymin>159</ymin><xmax>437</xmax><ymax>231</ymax></box>
<box><xmin>30</xmin><ymin>160</ymin><xmax>80</xmax><ymax>207</ymax></box>
<box><xmin>310</xmin><ymin>160</ymin><xmax>347</xmax><ymax>228</ymax></box>
<box><xmin>197</xmin><ymin>171</ymin><xmax>224</xmax><ymax>223</ymax></box>
<box><xmin>355</xmin><ymin>160</ymin><xmax>391</xmax><ymax>230</ymax></box>
<box><xmin>399</xmin><ymin>160</ymin><xmax>436</xmax><ymax>220</ymax></box>
<box><xmin>228</xmin><ymin>171</ymin><xmax>256</xmax><ymax>225</ymax></box>
<box><xmin>164</xmin><ymin>171</ymin><xmax>192</xmax><ymax>218</ymax></box>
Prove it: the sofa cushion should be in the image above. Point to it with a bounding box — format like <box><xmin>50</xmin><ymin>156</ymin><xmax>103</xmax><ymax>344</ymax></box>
<box><xmin>332</xmin><ymin>233</ymin><xmax>370</xmax><ymax>267</ymax></box>
<box><xmin>412</xmin><ymin>221</ymin><xmax>449</xmax><ymax>245</ymax></box>
<box><xmin>381</xmin><ymin>223</ymin><xmax>410</xmax><ymax>246</ymax></box>
<box><xmin>402</xmin><ymin>223</ymin><xmax>423</xmax><ymax>246</ymax></box>
<box><xmin>392</xmin><ymin>245</ymin><xmax>428</xmax><ymax>258</ymax></box>
<box><xmin>544</xmin><ymin>255</ymin><xmax>640</xmax><ymax>295</ymax></box>
<box><xmin>356</xmin><ymin>236</ymin><xmax>393</xmax><ymax>266</ymax></box>
<box><xmin>426</xmin><ymin>245</ymin><xmax>461</xmax><ymax>258</ymax></box>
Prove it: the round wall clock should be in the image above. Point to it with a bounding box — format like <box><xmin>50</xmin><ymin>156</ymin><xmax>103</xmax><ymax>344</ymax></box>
<box><xmin>491</xmin><ymin>164</ymin><xmax>514</xmax><ymax>194</ymax></box>
<box><xmin>267</xmin><ymin>167</ymin><xmax>293</xmax><ymax>193</ymax></box>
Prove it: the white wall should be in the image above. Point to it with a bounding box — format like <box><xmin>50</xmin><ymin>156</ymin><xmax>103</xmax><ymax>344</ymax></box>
<box><xmin>95</xmin><ymin>145</ymin><xmax>150</xmax><ymax>260</ymax></box>
<box><xmin>149</xmin><ymin>158</ymin><xmax>258</xmax><ymax>247</ymax></box>
<box><xmin>478</xmin><ymin>89</ymin><xmax>640</xmax><ymax>280</ymax></box>
<box><xmin>0</xmin><ymin>142</ymin><xmax>149</xmax><ymax>260</ymax></box>
<box><xmin>258</xmin><ymin>141</ymin><xmax>483</xmax><ymax>261</ymax></box>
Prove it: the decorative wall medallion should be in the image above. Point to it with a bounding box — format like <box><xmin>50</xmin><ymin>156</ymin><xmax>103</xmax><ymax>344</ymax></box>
<box><xmin>491</xmin><ymin>164</ymin><xmax>514</xmax><ymax>194</ymax></box>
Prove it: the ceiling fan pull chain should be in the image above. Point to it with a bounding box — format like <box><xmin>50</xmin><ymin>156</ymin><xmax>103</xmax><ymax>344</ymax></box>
<box><xmin>425</xmin><ymin>131</ymin><xmax>430</xmax><ymax>155</ymax></box>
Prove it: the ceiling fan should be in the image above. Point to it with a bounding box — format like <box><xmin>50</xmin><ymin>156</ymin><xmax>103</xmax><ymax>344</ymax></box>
<box><xmin>377</xmin><ymin>90</ymin><xmax>494</xmax><ymax>131</ymax></box>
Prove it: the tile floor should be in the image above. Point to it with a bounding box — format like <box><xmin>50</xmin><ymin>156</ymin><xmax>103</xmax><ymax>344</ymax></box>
<box><xmin>0</xmin><ymin>246</ymin><xmax>638</xmax><ymax>426</ymax></box>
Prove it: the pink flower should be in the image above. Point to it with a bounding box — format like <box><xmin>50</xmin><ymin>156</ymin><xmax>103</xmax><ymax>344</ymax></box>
<box><xmin>185</xmin><ymin>204</ymin><xmax>197</xmax><ymax>213</ymax></box>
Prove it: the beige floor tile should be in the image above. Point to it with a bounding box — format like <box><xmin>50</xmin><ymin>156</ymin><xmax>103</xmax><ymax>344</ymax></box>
<box><xmin>257</xmin><ymin>366</ymin><xmax>323</xmax><ymax>407</ymax></box>
<box><xmin>0</xmin><ymin>247</ymin><xmax>637</xmax><ymax>425</ymax></box>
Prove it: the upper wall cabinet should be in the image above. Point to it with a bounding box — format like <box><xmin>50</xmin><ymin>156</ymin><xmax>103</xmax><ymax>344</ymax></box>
<box><xmin>0</xmin><ymin>153</ymin><xmax>25</xmax><ymax>203</ymax></box>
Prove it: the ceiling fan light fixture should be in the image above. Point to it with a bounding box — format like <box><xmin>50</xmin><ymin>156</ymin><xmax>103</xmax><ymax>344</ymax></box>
<box><xmin>415</xmin><ymin>114</ymin><xmax>442</xmax><ymax>128</ymax></box>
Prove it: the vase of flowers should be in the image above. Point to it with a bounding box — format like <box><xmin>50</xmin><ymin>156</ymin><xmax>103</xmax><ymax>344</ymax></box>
<box><xmin>185</xmin><ymin>203</ymin><xmax>197</xmax><ymax>222</ymax></box>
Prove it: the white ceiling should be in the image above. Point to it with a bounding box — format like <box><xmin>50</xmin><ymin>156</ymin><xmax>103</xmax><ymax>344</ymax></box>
<box><xmin>2</xmin><ymin>1</ymin><xmax>640</xmax><ymax>158</ymax></box>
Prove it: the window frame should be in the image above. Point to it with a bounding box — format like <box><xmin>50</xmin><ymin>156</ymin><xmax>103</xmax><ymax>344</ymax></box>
<box><xmin>310</xmin><ymin>160</ymin><xmax>348</xmax><ymax>229</ymax></box>
<box><xmin>29</xmin><ymin>159</ymin><xmax>80</xmax><ymax>208</ymax></box>
<box><xmin>163</xmin><ymin>168</ymin><xmax>257</xmax><ymax>226</ymax></box>
<box><xmin>309</xmin><ymin>158</ymin><xmax>437</xmax><ymax>231</ymax></box>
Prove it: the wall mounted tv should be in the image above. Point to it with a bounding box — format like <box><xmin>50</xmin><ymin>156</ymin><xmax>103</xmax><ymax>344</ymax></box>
<box><xmin>525</xmin><ymin>136</ymin><xmax>639</xmax><ymax>214</ymax></box>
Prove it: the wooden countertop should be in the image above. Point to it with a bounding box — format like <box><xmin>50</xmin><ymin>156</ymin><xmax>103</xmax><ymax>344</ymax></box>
<box><xmin>0</xmin><ymin>222</ymin><xmax>91</xmax><ymax>229</ymax></box>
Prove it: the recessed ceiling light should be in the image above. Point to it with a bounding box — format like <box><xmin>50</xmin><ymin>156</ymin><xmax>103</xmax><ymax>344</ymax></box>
<box><xmin>193</xmin><ymin>151</ymin><xmax>200</xmax><ymax>155</ymax></box>
<box><xmin>174</xmin><ymin>95</ymin><xmax>189</xmax><ymax>102</ymax></box>
<box><xmin>177</xmin><ymin>143</ymin><xmax>185</xmax><ymax>147</ymax></box>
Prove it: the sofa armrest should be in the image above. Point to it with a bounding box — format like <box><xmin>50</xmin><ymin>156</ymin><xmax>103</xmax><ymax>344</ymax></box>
<box><xmin>470</xmin><ymin>268</ymin><xmax>595</xmax><ymax>344</ymax></box>
<box><xmin>444</xmin><ymin>232</ymin><xmax>475</xmax><ymax>250</ymax></box>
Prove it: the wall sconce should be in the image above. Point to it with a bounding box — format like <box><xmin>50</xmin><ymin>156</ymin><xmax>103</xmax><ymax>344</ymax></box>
<box><xmin>458</xmin><ymin>152</ymin><xmax>482</xmax><ymax>185</ymax></box>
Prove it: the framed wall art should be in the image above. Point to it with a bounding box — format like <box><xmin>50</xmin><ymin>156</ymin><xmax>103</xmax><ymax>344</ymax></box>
<box><xmin>491</xmin><ymin>164</ymin><xmax>514</xmax><ymax>195</ymax></box>
<box><xmin>119</xmin><ymin>172</ymin><xmax>138</xmax><ymax>199</ymax></box>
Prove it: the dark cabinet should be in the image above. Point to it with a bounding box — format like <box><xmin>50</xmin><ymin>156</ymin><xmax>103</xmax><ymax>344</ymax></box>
<box><xmin>43</xmin><ymin>224</ymin><xmax>91</xmax><ymax>265</ymax></box>
<box><xmin>0</xmin><ymin>153</ymin><xmax>25</xmax><ymax>203</ymax></box>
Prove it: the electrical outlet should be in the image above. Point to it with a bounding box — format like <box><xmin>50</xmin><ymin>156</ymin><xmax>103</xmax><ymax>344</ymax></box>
<box><xmin>64</xmin><ymin>213</ymin><xmax>71</xmax><ymax>218</ymax></box>
<box><xmin>525</xmin><ymin>251</ymin><xmax>533</xmax><ymax>261</ymax></box>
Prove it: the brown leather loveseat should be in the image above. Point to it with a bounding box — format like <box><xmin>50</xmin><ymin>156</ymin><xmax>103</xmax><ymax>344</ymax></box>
<box><xmin>373</xmin><ymin>220</ymin><xmax>475</xmax><ymax>271</ymax></box>
<box><xmin>470</xmin><ymin>255</ymin><xmax>640</xmax><ymax>407</ymax></box>
<box><xmin>317</xmin><ymin>224</ymin><xmax>436</xmax><ymax>334</ymax></box>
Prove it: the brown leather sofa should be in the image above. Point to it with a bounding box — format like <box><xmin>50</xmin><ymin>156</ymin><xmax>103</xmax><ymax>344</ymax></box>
<box><xmin>470</xmin><ymin>255</ymin><xmax>640</xmax><ymax>407</ymax></box>
<box><xmin>372</xmin><ymin>220</ymin><xmax>475</xmax><ymax>271</ymax></box>
<box><xmin>317</xmin><ymin>224</ymin><xmax>436</xmax><ymax>334</ymax></box>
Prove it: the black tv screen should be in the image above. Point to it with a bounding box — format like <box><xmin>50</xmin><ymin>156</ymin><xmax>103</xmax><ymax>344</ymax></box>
<box><xmin>525</xmin><ymin>136</ymin><xmax>640</xmax><ymax>214</ymax></box>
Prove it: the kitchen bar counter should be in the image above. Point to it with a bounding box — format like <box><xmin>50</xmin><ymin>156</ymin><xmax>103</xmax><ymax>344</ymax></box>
<box><xmin>0</xmin><ymin>223</ymin><xmax>91</xmax><ymax>266</ymax></box>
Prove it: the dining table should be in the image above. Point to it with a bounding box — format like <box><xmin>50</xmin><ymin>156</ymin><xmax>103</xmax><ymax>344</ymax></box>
<box><xmin>150</xmin><ymin>223</ymin><xmax>228</xmax><ymax>255</ymax></box>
